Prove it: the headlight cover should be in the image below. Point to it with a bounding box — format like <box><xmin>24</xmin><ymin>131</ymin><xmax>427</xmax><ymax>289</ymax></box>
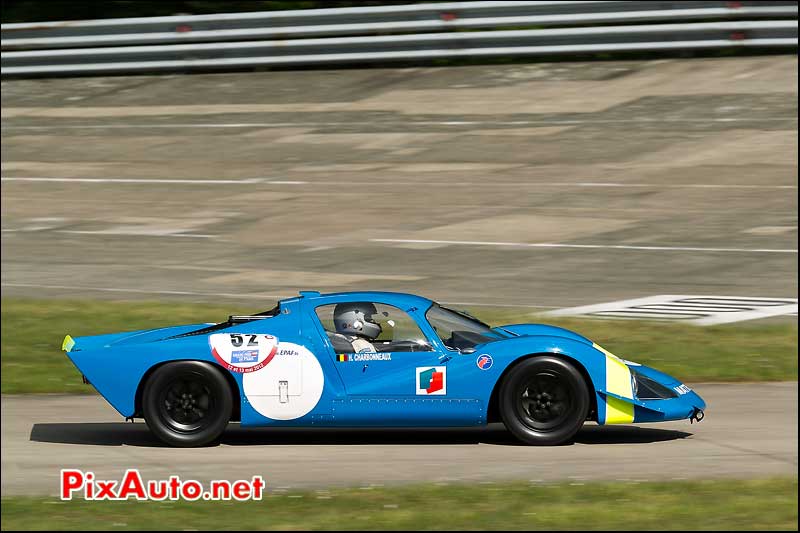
<box><xmin>632</xmin><ymin>370</ymin><xmax>678</xmax><ymax>400</ymax></box>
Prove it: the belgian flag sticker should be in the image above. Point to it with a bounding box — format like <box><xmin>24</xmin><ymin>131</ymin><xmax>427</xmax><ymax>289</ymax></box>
<box><xmin>336</xmin><ymin>354</ymin><xmax>349</xmax><ymax>362</ymax></box>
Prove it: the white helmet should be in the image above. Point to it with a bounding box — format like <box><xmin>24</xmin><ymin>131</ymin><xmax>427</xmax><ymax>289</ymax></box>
<box><xmin>333</xmin><ymin>302</ymin><xmax>382</xmax><ymax>340</ymax></box>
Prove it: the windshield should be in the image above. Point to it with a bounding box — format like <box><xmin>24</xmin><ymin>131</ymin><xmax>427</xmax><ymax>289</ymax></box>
<box><xmin>425</xmin><ymin>304</ymin><xmax>504</xmax><ymax>351</ymax></box>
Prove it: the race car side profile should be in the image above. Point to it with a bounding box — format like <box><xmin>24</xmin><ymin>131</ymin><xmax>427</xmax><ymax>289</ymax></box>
<box><xmin>62</xmin><ymin>290</ymin><xmax>705</xmax><ymax>447</ymax></box>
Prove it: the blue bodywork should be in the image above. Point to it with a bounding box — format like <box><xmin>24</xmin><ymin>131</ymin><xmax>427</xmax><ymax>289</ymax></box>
<box><xmin>63</xmin><ymin>291</ymin><xmax>705</xmax><ymax>428</ymax></box>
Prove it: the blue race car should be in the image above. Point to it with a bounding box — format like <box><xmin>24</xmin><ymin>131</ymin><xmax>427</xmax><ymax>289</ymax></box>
<box><xmin>62</xmin><ymin>290</ymin><xmax>705</xmax><ymax>447</ymax></box>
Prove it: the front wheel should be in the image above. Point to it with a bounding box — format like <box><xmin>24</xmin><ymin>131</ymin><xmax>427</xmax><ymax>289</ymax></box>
<box><xmin>499</xmin><ymin>356</ymin><xmax>589</xmax><ymax>445</ymax></box>
<box><xmin>142</xmin><ymin>361</ymin><xmax>232</xmax><ymax>447</ymax></box>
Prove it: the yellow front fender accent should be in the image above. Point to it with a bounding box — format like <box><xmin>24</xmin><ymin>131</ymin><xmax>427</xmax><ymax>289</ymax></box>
<box><xmin>594</xmin><ymin>342</ymin><xmax>635</xmax><ymax>424</ymax></box>
<box><xmin>605</xmin><ymin>395</ymin><xmax>635</xmax><ymax>424</ymax></box>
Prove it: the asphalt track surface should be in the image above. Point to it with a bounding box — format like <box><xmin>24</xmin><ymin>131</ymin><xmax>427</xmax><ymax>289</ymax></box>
<box><xmin>1</xmin><ymin>383</ymin><xmax>796</xmax><ymax>496</ymax></box>
<box><xmin>1</xmin><ymin>56</ymin><xmax>797</xmax><ymax>309</ymax></box>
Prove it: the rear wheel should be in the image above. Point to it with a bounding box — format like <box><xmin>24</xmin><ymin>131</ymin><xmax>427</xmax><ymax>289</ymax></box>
<box><xmin>142</xmin><ymin>361</ymin><xmax>232</xmax><ymax>447</ymax></box>
<box><xmin>499</xmin><ymin>356</ymin><xmax>589</xmax><ymax>445</ymax></box>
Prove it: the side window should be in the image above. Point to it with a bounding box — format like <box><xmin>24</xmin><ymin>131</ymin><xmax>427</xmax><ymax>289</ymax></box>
<box><xmin>315</xmin><ymin>302</ymin><xmax>432</xmax><ymax>353</ymax></box>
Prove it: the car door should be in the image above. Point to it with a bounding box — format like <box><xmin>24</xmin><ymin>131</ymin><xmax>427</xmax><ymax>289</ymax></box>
<box><xmin>311</xmin><ymin>300</ymin><xmax>483</xmax><ymax>426</ymax></box>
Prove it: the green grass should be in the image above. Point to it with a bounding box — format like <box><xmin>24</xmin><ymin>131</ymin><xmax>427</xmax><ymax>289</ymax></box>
<box><xmin>0</xmin><ymin>299</ymin><xmax>256</xmax><ymax>394</ymax></box>
<box><xmin>1</xmin><ymin>298</ymin><xmax>796</xmax><ymax>394</ymax></box>
<box><xmin>1</xmin><ymin>478</ymin><xmax>796</xmax><ymax>530</ymax></box>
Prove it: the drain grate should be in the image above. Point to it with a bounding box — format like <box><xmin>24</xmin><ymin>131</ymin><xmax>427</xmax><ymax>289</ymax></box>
<box><xmin>546</xmin><ymin>295</ymin><xmax>798</xmax><ymax>326</ymax></box>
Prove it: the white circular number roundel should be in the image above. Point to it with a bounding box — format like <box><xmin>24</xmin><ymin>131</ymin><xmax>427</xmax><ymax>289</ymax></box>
<box><xmin>209</xmin><ymin>335</ymin><xmax>324</xmax><ymax>420</ymax></box>
<box><xmin>242</xmin><ymin>342</ymin><xmax>324</xmax><ymax>421</ymax></box>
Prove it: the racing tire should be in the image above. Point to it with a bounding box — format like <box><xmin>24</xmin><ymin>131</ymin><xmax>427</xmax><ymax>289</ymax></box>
<box><xmin>499</xmin><ymin>356</ymin><xmax>589</xmax><ymax>446</ymax></box>
<box><xmin>142</xmin><ymin>361</ymin><xmax>232</xmax><ymax>447</ymax></box>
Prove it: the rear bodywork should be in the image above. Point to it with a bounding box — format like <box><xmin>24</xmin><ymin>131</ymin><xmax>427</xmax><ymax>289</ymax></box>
<box><xmin>63</xmin><ymin>291</ymin><xmax>705</xmax><ymax>428</ymax></box>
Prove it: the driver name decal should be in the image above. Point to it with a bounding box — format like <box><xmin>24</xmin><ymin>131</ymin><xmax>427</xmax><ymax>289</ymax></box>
<box><xmin>209</xmin><ymin>333</ymin><xmax>278</xmax><ymax>373</ymax></box>
<box><xmin>337</xmin><ymin>353</ymin><xmax>392</xmax><ymax>362</ymax></box>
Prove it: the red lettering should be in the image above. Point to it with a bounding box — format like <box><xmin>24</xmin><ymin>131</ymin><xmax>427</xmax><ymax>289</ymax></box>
<box><xmin>118</xmin><ymin>470</ymin><xmax>146</xmax><ymax>500</ymax></box>
<box><xmin>251</xmin><ymin>476</ymin><xmax>265</xmax><ymax>500</ymax></box>
<box><xmin>85</xmin><ymin>471</ymin><xmax>94</xmax><ymax>499</ymax></box>
<box><xmin>95</xmin><ymin>480</ymin><xmax>117</xmax><ymax>500</ymax></box>
<box><xmin>181</xmin><ymin>480</ymin><xmax>202</xmax><ymax>501</ymax></box>
<box><xmin>147</xmin><ymin>480</ymin><xmax>168</xmax><ymax>500</ymax></box>
<box><xmin>211</xmin><ymin>480</ymin><xmax>230</xmax><ymax>500</ymax></box>
<box><xmin>60</xmin><ymin>470</ymin><xmax>84</xmax><ymax>500</ymax></box>
<box><xmin>60</xmin><ymin>471</ymin><xmax>265</xmax><ymax>501</ymax></box>
<box><xmin>232</xmin><ymin>481</ymin><xmax>249</xmax><ymax>500</ymax></box>
<box><xmin>169</xmin><ymin>476</ymin><xmax>181</xmax><ymax>499</ymax></box>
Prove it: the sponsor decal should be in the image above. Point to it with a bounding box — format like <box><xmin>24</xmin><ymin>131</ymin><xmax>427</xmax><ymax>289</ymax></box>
<box><xmin>674</xmin><ymin>384</ymin><xmax>692</xmax><ymax>395</ymax></box>
<box><xmin>209</xmin><ymin>333</ymin><xmax>278</xmax><ymax>373</ymax></box>
<box><xmin>416</xmin><ymin>366</ymin><xmax>446</xmax><ymax>395</ymax></box>
<box><xmin>476</xmin><ymin>354</ymin><xmax>493</xmax><ymax>370</ymax></box>
<box><xmin>231</xmin><ymin>350</ymin><xmax>259</xmax><ymax>364</ymax></box>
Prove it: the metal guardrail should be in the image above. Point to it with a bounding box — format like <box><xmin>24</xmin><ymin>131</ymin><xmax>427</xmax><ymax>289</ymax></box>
<box><xmin>1</xmin><ymin>1</ymin><xmax>797</xmax><ymax>76</ymax></box>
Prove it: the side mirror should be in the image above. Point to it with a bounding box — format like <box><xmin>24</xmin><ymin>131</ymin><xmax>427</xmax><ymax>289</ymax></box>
<box><xmin>461</xmin><ymin>347</ymin><xmax>476</xmax><ymax>354</ymax></box>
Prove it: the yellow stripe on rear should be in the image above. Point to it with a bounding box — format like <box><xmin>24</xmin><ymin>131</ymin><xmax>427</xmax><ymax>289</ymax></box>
<box><xmin>594</xmin><ymin>342</ymin><xmax>635</xmax><ymax>424</ymax></box>
<box><xmin>61</xmin><ymin>335</ymin><xmax>75</xmax><ymax>352</ymax></box>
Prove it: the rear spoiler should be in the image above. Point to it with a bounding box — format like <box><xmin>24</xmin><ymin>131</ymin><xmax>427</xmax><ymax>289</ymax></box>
<box><xmin>229</xmin><ymin>315</ymin><xmax>272</xmax><ymax>322</ymax></box>
<box><xmin>167</xmin><ymin>314</ymin><xmax>275</xmax><ymax>340</ymax></box>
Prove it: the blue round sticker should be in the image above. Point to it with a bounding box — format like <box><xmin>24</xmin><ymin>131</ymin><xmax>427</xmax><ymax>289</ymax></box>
<box><xmin>476</xmin><ymin>354</ymin><xmax>493</xmax><ymax>370</ymax></box>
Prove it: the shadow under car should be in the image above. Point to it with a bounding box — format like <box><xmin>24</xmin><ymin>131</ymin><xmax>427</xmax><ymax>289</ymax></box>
<box><xmin>29</xmin><ymin>422</ymin><xmax>691</xmax><ymax>448</ymax></box>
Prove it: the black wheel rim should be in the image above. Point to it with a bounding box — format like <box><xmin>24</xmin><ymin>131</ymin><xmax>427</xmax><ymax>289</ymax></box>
<box><xmin>158</xmin><ymin>373</ymin><xmax>216</xmax><ymax>433</ymax></box>
<box><xmin>515</xmin><ymin>370</ymin><xmax>574</xmax><ymax>431</ymax></box>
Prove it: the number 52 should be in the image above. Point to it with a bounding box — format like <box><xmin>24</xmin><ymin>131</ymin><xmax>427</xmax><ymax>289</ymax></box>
<box><xmin>229</xmin><ymin>334</ymin><xmax>258</xmax><ymax>347</ymax></box>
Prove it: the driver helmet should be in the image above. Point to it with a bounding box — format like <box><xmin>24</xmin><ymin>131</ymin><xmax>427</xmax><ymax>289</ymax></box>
<box><xmin>333</xmin><ymin>302</ymin><xmax>382</xmax><ymax>340</ymax></box>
